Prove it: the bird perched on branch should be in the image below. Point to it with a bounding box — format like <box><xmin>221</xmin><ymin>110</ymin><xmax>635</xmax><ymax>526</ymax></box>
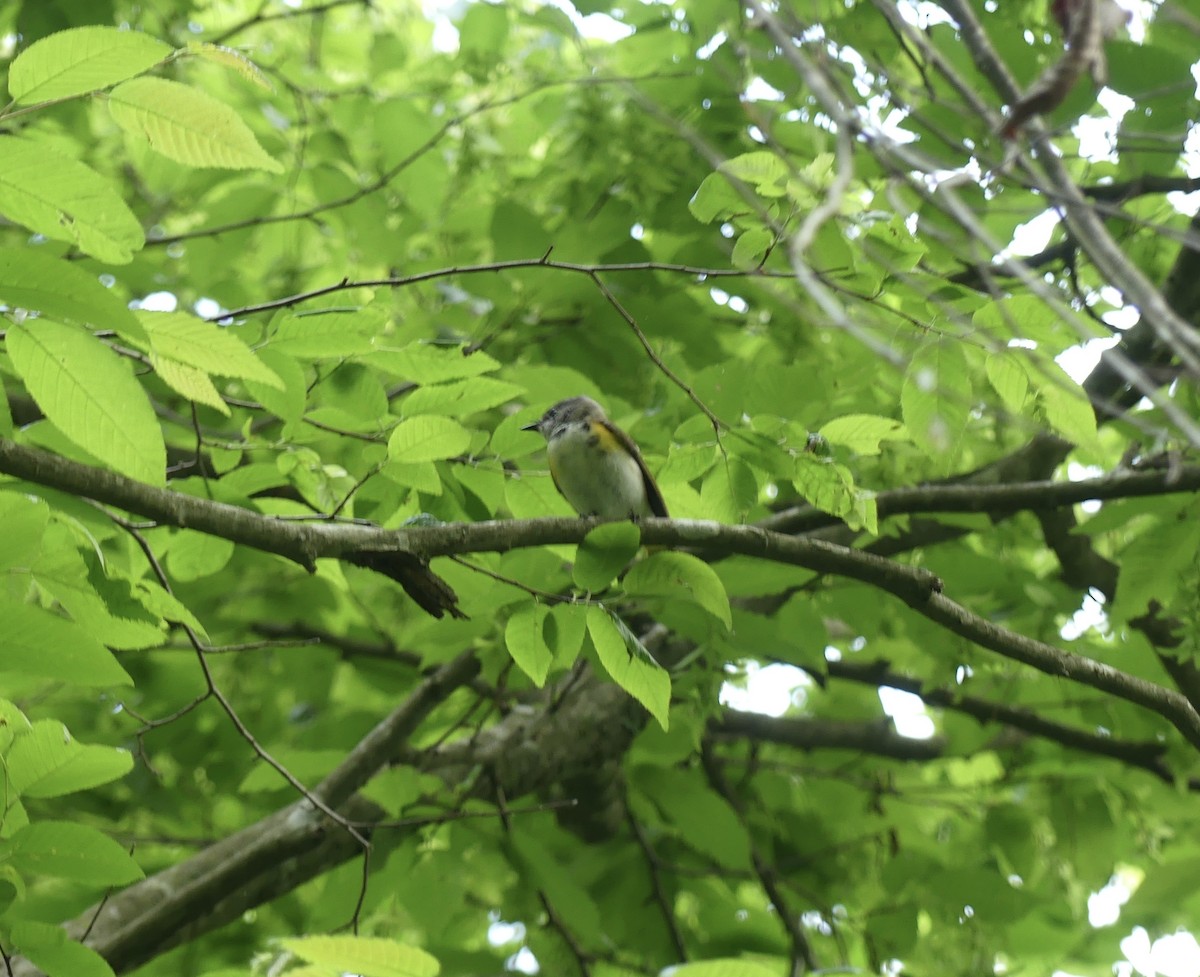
<box><xmin>523</xmin><ymin>396</ymin><xmax>668</xmax><ymax>520</ymax></box>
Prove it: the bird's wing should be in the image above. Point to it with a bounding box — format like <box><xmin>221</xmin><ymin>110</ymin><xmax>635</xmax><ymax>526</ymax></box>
<box><xmin>599</xmin><ymin>418</ymin><xmax>669</xmax><ymax>518</ymax></box>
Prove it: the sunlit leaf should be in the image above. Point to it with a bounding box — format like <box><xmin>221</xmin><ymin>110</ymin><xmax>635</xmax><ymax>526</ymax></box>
<box><xmin>7</xmin><ymin>319</ymin><xmax>165</xmax><ymax>485</ymax></box>
<box><xmin>0</xmin><ymin>136</ymin><xmax>144</xmax><ymax>263</ymax></box>
<box><xmin>8</xmin><ymin>26</ymin><xmax>171</xmax><ymax>103</ymax></box>
<box><xmin>108</xmin><ymin>77</ymin><xmax>283</xmax><ymax>172</ymax></box>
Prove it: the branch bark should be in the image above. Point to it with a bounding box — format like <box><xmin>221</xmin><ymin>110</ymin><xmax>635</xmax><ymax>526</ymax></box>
<box><xmin>9</xmin><ymin>650</ymin><xmax>480</xmax><ymax>977</ymax></box>
<box><xmin>4</xmin><ymin>436</ymin><xmax>1200</xmax><ymax>746</ymax></box>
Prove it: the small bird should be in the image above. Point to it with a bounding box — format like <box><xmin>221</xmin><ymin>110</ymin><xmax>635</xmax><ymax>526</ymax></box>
<box><xmin>523</xmin><ymin>396</ymin><xmax>668</xmax><ymax>520</ymax></box>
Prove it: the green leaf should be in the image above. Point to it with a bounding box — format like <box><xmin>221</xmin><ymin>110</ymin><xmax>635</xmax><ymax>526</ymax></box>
<box><xmin>402</xmin><ymin>377</ymin><xmax>525</xmax><ymax>417</ymax></box>
<box><xmin>150</xmin><ymin>354</ymin><xmax>228</xmax><ymax>414</ymax></box>
<box><xmin>547</xmin><ymin>602</ymin><xmax>587</xmax><ymax>665</ymax></box>
<box><xmin>269</xmin><ymin>308</ymin><xmax>382</xmax><ymax>357</ymax></box>
<box><xmin>0</xmin><ymin>599</ymin><xmax>132</xmax><ymax>686</ymax></box>
<box><xmin>624</xmin><ymin>551</ymin><xmax>733</xmax><ymax>629</ymax></box>
<box><xmin>277</xmin><ymin>935</ymin><xmax>439</xmax><ymax>977</ymax></box>
<box><xmin>900</xmin><ymin>340</ymin><xmax>971</xmax><ymax>465</ymax></box>
<box><xmin>10</xmin><ymin>920</ymin><xmax>116</xmax><ymax>977</ymax></box>
<box><xmin>138</xmin><ymin>312</ymin><xmax>283</xmax><ymax>387</ymax></box>
<box><xmin>0</xmin><ymin>493</ymin><xmax>49</xmax><ymax>571</ymax></box>
<box><xmin>818</xmin><ymin>413</ymin><xmax>908</xmax><ymax>455</ymax></box>
<box><xmin>8</xmin><ymin>719</ymin><xmax>133</xmax><ymax>798</ymax></box>
<box><xmin>509</xmin><ymin>824</ymin><xmax>603</xmax><ymax>939</ymax></box>
<box><xmin>7</xmin><ymin>821</ymin><xmax>143</xmax><ymax>884</ymax></box>
<box><xmin>720</xmin><ymin>151</ymin><xmax>789</xmax><ymax>195</ymax></box>
<box><xmin>388</xmin><ymin>416</ymin><xmax>472</xmax><ymax>463</ymax></box>
<box><xmin>689</xmin><ymin>171</ymin><xmax>745</xmax><ymax>224</ymax></box>
<box><xmin>0</xmin><ymin>247</ymin><xmax>146</xmax><ymax>342</ymax></box>
<box><xmin>667</xmin><ymin>959</ymin><xmax>779</xmax><ymax>977</ymax></box>
<box><xmin>369</xmin><ymin>343</ymin><xmax>500</xmax><ymax>383</ymax></box>
<box><xmin>504</xmin><ymin>603</ymin><xmax>553</xmax><ymax>687</ymax></box>
<box><xmin>7</xmin><ymin>319</ymin><xmax>166</xmax><ymax>485</ymax></box>
<box><xmin>793</xmin><ymin>455</ymin><xmax>857</xmax><ymax>519</ymax></box>
<box><xmin>108</xmin><ymin>77</ymin><xmax>283</xmax><ymax>172</ymax></box>
<box><xmin>985</xmin><ymin>351</ymin><xmax>1030</xmax><ymax>413</ymax></box>
<box><xmin>133</xmin><ymin>581</ymin><xmax>208</xmax><ymax>638</ymax></box>
<box><xmin>0</xmin><ymin>699</ymin><xmax>33</xmax><ymax>751</ymax></box>
<box><xmin>635</xmin><ymin>767</ymin><xmax>752</xmax><ymax>869</ymax></box>
<box><xmin>246</xmin><ymin>349</ymin><xmax>306</xmax><ymax>424</ymax></box>
<box><xmin>1113</xmin><ymin>512</ymin><xmax>1200</xmax><ymax>619</ymax></box>
<box><xmin>8</xmin><ymin>26</ymin><xmax>172</xmax><ymax>103</ymax></box>
<box><xmin>731</xmin><ymin>227</ymin><xmax>773</xmax><ymax>269</ymax></box>
<box><xmin>166</xmin><ymin>530</ymin><xmax>235</xmax><ymax>581</ymax></box>
<box><xmin>1034</xmin><ymin>360</ymin><xmax>1098</xmax><ymax>446</ymax></box>
<box><xmin>574</xmin><ymin>522</ymin><xmax>641</xmax><ymax>591</ymax></box>
<box><xmin>699</xmin><ymin>458</ymin><xmax>758</xmax><ymax>523</ymax></box>
<box><xmin>587</xmin><ymin>606</ymin><xmax>670</xmax><ymax>730</ymax></box>
<box><xmin>185</xmin><ymin>42</ymin><xmax>273</xmax><ymax>90</ymax></box>
<box><xmin>0</xmin><ymin>135</ymin><xmax>144</xmax><ymax>263</ymax></box>
<box><xmin>239</xmin><ymin>749</ymin><xmax>343</xmax><ymax>793</ymax></box>
<box><xmin>459</xmin><ymin>2</ymin><xmax>510</xmax><ymax>61</ymax></box>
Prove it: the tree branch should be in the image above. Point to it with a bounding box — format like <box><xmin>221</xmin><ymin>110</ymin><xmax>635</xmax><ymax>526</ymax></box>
<box><xmin>763</xmin><ymin>463</ymin><xmax>1200</xmax><ymax>535</ymax></box>
<box><xmin>4</xmin><ymin>436</ymin><xmax>1200</xmax><ymax>746</ymax></box>
<box><xmin>712</xmin><ymin>713</ymin><xmax>945</xmax><ymax>761</ymax></box>
<box><xmin>823</xmin><ymin>659</ymin><xmax>1181</xmax><ymax>783</ymax></box>
<box><xmin>9</xmin><ymin>651</ymin><xmax>480</xmax><ymax>977</ymax></box>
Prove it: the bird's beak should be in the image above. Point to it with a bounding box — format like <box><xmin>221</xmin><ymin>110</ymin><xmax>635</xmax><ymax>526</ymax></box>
<box><xmin>521</xmin><ymin>421</ymin><xmax>540</xmax><ymax>432</ymax></box>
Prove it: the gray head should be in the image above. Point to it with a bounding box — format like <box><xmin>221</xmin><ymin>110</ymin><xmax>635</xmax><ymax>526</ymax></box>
<box><xmin>522</xmin><ymin>396</ymin><xmax>606</xmax><ymax>439</ymax></box>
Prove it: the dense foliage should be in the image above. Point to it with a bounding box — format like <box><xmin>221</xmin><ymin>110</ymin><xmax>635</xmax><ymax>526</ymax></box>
<box><xmin>1</xmin><ymin>1</ymin><xmax>1200</xmax><ymax>975</ymax></box>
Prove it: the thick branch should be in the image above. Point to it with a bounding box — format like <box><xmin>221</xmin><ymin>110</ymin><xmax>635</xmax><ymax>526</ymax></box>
<box><xmin>824</xmin><ymin>660</ymin><xmax>1177</xmax><ymax>781</ymax></box>
<box><xmin>10</xmin><ymin>652</ymin><xmax>480</xmax><ymax>976</ymax></box>
<box><xmin>942</xmin><ymin>0</ymin><xmax>1200</xmax><ymax>393</ymax></box>
<box><xmin>712</xmin><ymin>713</ymin><xmax>945</xmax><ymax>761</ymax></box>
<box><xmin>763</xmin><ymin>463</ymin><xmax>1200</xmax><ymax>535</ymax></box>
<box><xmin>4</xmin><ymin>436</ymin><xmax>1199</xmax><ymax>746</ymax></box>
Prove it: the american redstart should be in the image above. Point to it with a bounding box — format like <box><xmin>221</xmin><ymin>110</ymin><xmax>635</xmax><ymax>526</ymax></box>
<box><xmin>523</xmin><ymin>396</ymin><xmax>668</xmax><ymax>519</ymax></box>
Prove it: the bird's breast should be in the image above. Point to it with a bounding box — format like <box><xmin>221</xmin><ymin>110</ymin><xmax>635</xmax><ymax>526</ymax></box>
<box><xmin>547</xmin><ymin>424</ymin><xmax>649</xmax><ymax>519</ymax></box>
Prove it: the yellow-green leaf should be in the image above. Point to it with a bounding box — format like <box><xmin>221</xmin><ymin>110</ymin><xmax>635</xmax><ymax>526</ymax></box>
<box><xmin>108</xmin><ymin>77</ymin><xmax>283</xmax><ymax>172</ymax></box>
<box><xmin>9</xmin><ymin>821</ymin><xmax>142</xmax><ymax>884</ymax></box>
<box><xmin>8</xmin><ymin>26</ymin><xmax>172</xmax><ymax>104</ymax></box>
<box><xmin>8</xmin><ymin>721</ymin><xmax>132</xmax><ymax>799</ymax></box>
<box><xmin>151</xmin><ymin>355</ymin><xmax>229</xmax><ymax>415</ymax></box>
<box><xmin>0</xmin><ymin>600</ymin><xmax>131</xmax><ymax>687</ymax></box>
<box><xmin>186</xmin><ymin>42</ymin><xmax>273</xmax><ymax>90</ymax></box>
<box><xmin>574</xmin><ymin>522</ymin><xmax>640</xmax><ymax>591</ymax></box>
<box><xmin>731</xmin><ymin>227</ymin><xmax>773</xmax><ymax>269</ymax></box>
<box><xmin>0</xmin><ymin>135</ymin><xmax>144</xmax><ymax>263</ymax></box>
<box><xmin>11</xmin><ymin>920</ymin><xmax>117</xmax><ymax>977</ymax></box>
<box><xmin>388</xmin><ymin>416</ymin><xmax>472</xmax><ymax>463</ymax></box>
<box><xmin>139</xmin><ymin>311</ymin><xmax>282</xmax><ymax>387</ymax></box>
<box><xmin>986</xmin><ymin>351</ymin><xmax>1030</xmax><ymax>413</ymax></box>
<box><xmin>504</xmin><ymin>603</ymin><xmax>553</xmax><ymax>686</ymax></box>
<box><xmin>7</xmin><ymin>320</ymin><xmax>165</xmax><ymax>485</ymax></box>
<box><xmin>587</xmin><ymin>606</ymin><xmax>670</xmax><ymax>730</ymax></box>
<box><xmin>669</xmin><ymin>960</ymin><xmax>780</xmax><ymax>977</ymax></box>
<box><xmin>1035</xmin><ymin>361</ymin><xmax>1098</xmax><ymax>447</ymax></box>
<box><xmin>900</xmin><ymin>340</ymin><xmax>971</xmax><ymax>465</ymax></box>
<box><xmin>402</xmin><ymin>376</ymin><xmax>525</xmax><ymax>417</ymax></box>
<box><xmin>624</xmin><ymin>551</ymin><xmax>732</xmax><ymax>629</ymax></box>
<box><xmin>0</xmin><ymin>247</ymin><xmax>146</xmax><ymax>342</ymax></box>
<box><xmin>277</xmin><ymin>935</ymin><xmax>439</xmax><ymax>977</ymax></box>
<box><xmin>819</xmin><ymin>413</ymin><xmax>908</xmax><ymax>455</ymax></box>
